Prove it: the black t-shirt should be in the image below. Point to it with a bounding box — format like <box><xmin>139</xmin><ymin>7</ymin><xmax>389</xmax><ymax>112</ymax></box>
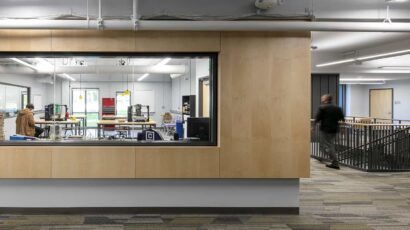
<box><xmin>315</xmin><ymin>104</ymin><xmax>345</xmax><ymax>133</ymax></box>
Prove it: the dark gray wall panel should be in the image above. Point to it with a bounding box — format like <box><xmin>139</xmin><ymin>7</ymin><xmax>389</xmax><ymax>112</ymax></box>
<box><xmin>311</xmin><ymin>74</ymin><xmax>339</xmax><ymax>118</ymax></box>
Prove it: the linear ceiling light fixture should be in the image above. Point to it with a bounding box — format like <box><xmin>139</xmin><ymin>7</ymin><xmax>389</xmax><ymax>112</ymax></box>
<box><xmin>137</xmin><ymin>58</ymin><xmax>172</xmax><ymax>81</ymax></box>
<box><xmin>316</xmin><ymin>49</ymin><xmax>410</xmax><ymax>67</ymax></box>
<box><xmin>9</xmin><ymin>58</ymin><xmax>38</xmax><ymax>70</ymax></box>
<box><xmin>342</xmin><ymin>82</ymin><xmax>386</xmax><ymax>85</ymax></box>
<box><xmin>340</xmin><ymin>78</ymin><xmax>388</xmax><ymax>81</ymax></box>
<box><xmin>386</xmin><ymin>0</ymin><xmax>409</xmax><ymax>3</ymax></box>
<box><xmin>35</xmin><ymin>58</ymin><xmax>54</xmax><ymax>72</ymax></box>
<box><xmin>61</xmin><ymin>73</ymin><xmax>76</xmax><ymax>81</ymax></box>
<box><xmin>156</xmin><ymin>57</ymin><xmax>171</xmax><ymax>66</ymax></box>
<box><xmin>316</xmin><ymin>59</ymin><xmax>355</xmax><ymax>67</ymax></box>
<box><xmin>379</xmin><ymin>66</ymin><xmax>410</xmax><ymax>70</ymax></box>
<box><xmin>137</xmin><ymin>73</ymin><xmax>149</xmax><ymax>82</ymax></box>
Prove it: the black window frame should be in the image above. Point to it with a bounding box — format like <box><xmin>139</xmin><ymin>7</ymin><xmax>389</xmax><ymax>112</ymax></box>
<box><xmin>0</xmin><ymin>52</ymin><xmax>218</xmax><ymax>146</ymax></box>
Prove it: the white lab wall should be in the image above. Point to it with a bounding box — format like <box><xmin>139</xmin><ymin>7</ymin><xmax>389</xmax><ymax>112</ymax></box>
<box><xmin>0</xmin><ymin>74</ymin><xmax>53</xmax><ymax>139</ymax></box>
<box><xmin>346</xmin><ymin>79</ymin><xmax>410</xmax><ymax>120</ymax></box>
<box><xmin>63</xmin><ymin>80</ymin><xmax>172</xmax><ymax>124</ymax></box>
<box><xmin>171</xmin><ymin>60</ymin><xmax>198</xmax><ymax>113</ymax></box>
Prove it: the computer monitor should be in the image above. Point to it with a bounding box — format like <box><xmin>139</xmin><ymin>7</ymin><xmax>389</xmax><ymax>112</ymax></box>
<box><xmin>187</xmin><ymin>117</ymin><xmax>210</xmax><ymax>141</ymax></box>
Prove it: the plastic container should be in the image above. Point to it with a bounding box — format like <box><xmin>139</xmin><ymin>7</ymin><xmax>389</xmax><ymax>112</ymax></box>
<box><xmin>176</xmin><ymin>120</ymin><xmax>184</xmax><ymax>139</ymax></box>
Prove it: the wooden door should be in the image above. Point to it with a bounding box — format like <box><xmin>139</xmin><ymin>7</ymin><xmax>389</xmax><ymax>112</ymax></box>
<box><xmin>370</xmin><ymin>89</ymin><xmax>393</xmax><ymax>119</ymax></box>
<box><xmin>199</xmin><ymin>78</ymin><xmax>210</xmax><ymax>117</ymax></box>
<box><xmin>202</xmin><ymin>82</ymin><xmax>210</xmax><ymax>117</ymax></box>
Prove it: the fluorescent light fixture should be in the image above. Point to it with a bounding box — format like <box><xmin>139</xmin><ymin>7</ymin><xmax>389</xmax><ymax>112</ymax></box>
<box><xmin>137</xmin><ymin>58</ymin><xmax>172</xmax><ymax>81</ymax></box>
<box><xmin>170</xmin><ymin>74</ymin><xmax>183</xmax><ymax>79</ymax></box>
<box><xmin>342</xmin><ymin>82</ymin><xmax>386</xmax><ymax>85</ymax></box>
<box><xmin>156</xmin><ymin>58</ymin><xmax>171</xmax><ymax>66</ymax></box>
<box><xmin>61</xmin><ymin>73</ymin><xmax>76</xmax><ymax>81</ymax></box>
<box><xmin>137</xmin><ymin>73</ymin><xmax>149</xmax><ymax>82</ymax></box>
<box><xmin>316</xmin><ymin>59</ymin><xmax>355</xmax><ymax>67</ymax></box>
<box><xmin>386</xmin><ymin>0</ymin><xmax>409</xmax><ymax>2</ymax></box>
<box><xmin>379</xmin><ymin>66</ymin><xmax>410</xmax><ymax>70</ymax></box>
<box><xmin>35</xmin><ymin>58</ymin><xmax>54</xmax><ymax>72</ymax></box>
<box><xmin>316</xmin><ymin>49</ymin><xmax>410</xmax><ymax>68</ymax></box>
<box><xmin>9</xmin><ymin>58</ymin><xmax>38</xmax><ymax>70</ymax></box>
<box><xmin>357</xmin><ymin>49</ymin><xmax>410</xmax><ymax>61</ymax></box>
<box><xmin>340</xmin><ymin>78</ymin><xmax>388</xmax><ymax>81</ymax></box>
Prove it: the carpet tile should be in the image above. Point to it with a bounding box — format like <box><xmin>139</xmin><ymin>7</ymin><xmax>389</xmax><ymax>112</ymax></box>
<box><xmin>2</xmin><ymin>159</ymin><xmax>410</xmax><ymax>229</ymax></box>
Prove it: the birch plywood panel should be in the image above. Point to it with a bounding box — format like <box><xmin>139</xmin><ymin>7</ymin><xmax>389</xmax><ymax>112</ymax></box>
<box><xmin>219</xmin><ymin>32</ymin><xmax>311</xmax><ymax>178</ymax></box>
<box><xmin>51</xmin><ymin>30</ymin><xmax>135</xmax><ymax>52</ymax></box>
<box><xmin>52</xmin><ymin>147</ymin><xmax>135</xmax><ymax>178</ymax></box>
<box><xmin>0</xmin><ymin>147</ymin><xmax>52</xmax><ymax>178</ymax></box>
<box><xmin>135</xmin><ymin>31</ymin><xmax>221</xmax><ymax>52</ymax></box>
<box><xmin>135</xmin><ymin>147</ymin><xmax>219</xmax><ymax>178</ymax></box>
<box><xmin>0</xmin><ymin>30</ymin><xmax>51</xmax><ymax>51</ymax></box>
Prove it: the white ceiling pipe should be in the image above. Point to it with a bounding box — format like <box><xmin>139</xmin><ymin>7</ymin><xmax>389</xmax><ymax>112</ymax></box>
<box><xmin>2</xmin><ymin>20</ymin><xmax>410</xmax><ymax>32</ymax></box>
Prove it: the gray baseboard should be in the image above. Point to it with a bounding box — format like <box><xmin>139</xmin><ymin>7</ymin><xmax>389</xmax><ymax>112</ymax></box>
<box><xmin>0</xmin><ymin>207</ymin><xmax>299</xmax><ymax>215</ymax></box>
<box><xmin>0</xmin><ymin>179</ymin><xmax>299</xmax><ymax>208</ymax></box>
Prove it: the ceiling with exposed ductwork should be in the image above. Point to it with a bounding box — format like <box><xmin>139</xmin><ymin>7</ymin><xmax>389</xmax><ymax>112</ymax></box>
<box><xmin>1</xmin><ymin>0</ymin><xmax>410</xmax><ymax>82</ymax></box>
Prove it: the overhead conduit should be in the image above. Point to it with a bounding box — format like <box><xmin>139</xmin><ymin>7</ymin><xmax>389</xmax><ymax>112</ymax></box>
<box><xmin>1</xmin><ymin>20</ymin><xmax>410</xmax><ymax>32</ymax></box>
<box><xmin>1</xmin><ymin>0</ymin><xmax>410</xmax><ymax>32</ymax></box>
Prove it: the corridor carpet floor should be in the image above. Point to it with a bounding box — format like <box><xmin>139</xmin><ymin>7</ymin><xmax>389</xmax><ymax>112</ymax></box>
<box><xmin>1</xmin><ymin>159</ymin><xmax>410</xmax><ymax>229</ymax></box>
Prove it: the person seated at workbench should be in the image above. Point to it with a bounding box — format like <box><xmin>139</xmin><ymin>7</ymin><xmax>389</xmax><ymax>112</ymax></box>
<box><xmin>16</xmin><ymin>103</ymin><xmax>44</xmax><ymax>138</ymax></box>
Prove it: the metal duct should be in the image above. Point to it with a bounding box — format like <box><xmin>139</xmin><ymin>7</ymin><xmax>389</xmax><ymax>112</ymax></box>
<box><xmin>1</xmin><ymin>20</ymin><xmax>410</xmax><ymax>32</ymax></box>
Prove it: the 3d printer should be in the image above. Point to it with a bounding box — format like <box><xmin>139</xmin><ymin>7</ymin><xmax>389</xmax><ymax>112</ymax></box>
<box><xmin>127</xmin><ymin>104</ymin><xmax>150</xmax><ymax>122</ymax></box>
<box><xmin>45</xmin><ymin>104</ymin><xmax>69</xmax><ymax>121</ymax></box>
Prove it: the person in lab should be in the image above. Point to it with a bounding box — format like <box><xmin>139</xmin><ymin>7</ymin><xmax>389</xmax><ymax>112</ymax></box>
<box><xmin>16</xmin><ymin>103</ymin><xmax>43</xmax><ymax>137</ymax></box>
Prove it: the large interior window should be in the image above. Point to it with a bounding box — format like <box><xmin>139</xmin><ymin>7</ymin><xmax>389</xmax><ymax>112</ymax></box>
<box><xmin>0</xmin><ymin>54</ymin><xmax>217</xmax><ymax>146</ymax></box>
<box><xmin>116</xmin><ymin>91</ymin><xmax>131</xmax><ymax>117</ymax></box>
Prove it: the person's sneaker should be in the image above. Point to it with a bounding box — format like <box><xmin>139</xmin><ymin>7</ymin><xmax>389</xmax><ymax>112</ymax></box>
<box><xmin>326</xmin><ymin>164</ymin><xmax>340</xmax><ymax>170</ymax></box>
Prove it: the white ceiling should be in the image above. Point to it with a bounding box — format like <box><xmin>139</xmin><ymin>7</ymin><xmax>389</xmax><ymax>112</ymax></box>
<box><xmin>312</xmin><ymin>31</ymin><xmax>410</xmax><ymax>82</ymax></box>
<box><xmin>311</xmin><ymin>32</ymin><xmax>410</xmax><ymax>53</ymax></box>
<box><xmin>0</xmin><ymin>0</ymin><xmax>410</xmax><ymax>21</ymax></box>
<box><xmin>0</xmin><ymin>57</ymin><xmax>193</xmax><ymax>82</ymax></box>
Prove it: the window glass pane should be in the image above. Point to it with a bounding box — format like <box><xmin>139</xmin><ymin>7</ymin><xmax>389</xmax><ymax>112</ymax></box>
<box><xmin>72</xmin><ymin>89</ymin><xmax>85</xmax><ymax>113</ymax></box>
<box><xmin>86</xmin><ymin>113</ymin><xmax>99</xmax><ymax>128</ymax></box>
<box><xmin>0</xmin><ymin>85</ymin><xmax>5</xmax><ymax>111</ymax></box>
<box><xmin>116</xmin><ymin>92</ymin><xmax>130</xmax><ymax>116</ymax></box>
<box><xmin>0</xmin><ymin>54</ymin><xmax>216</xmax><ymax>145</ymax></box>
<box><xmin>86</xmin><ymin>89</ymin><xmax>99</xmax><ymax>113</ymax></box>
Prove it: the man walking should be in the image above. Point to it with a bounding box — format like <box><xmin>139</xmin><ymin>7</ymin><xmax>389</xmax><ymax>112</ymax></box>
<box><xmin>314</xmin><ymin>94</ymin><xmax>345</xmax><ymax>170</ymax></box>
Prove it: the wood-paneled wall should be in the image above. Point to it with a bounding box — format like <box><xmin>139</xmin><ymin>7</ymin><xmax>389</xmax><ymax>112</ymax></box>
<box><xmin>219</xmin><ymin>32</ymin><xmax>311</xmax><ymax>178</ymax></box>
<box><xmin>0</xmin><ymin>30</ymin><xmax>310</xmax><ymax>179</ymax></box>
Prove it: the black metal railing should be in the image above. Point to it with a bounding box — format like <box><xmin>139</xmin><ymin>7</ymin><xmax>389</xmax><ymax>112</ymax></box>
<box><xmin>311</xmin><ymin>121</ymin><xmax>410</xmax><ymax>172</ymax></box>
<box><xmin>345</xmin><ymin>116</ymin><xmax>410</xmax><ymax>125</ymax></box>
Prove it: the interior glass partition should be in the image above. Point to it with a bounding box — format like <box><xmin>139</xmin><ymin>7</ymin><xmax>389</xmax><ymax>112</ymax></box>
<box><xmin>0</xmin><ymin>53</ymin><xmax>217</xmax><ymax>146</ymax></box>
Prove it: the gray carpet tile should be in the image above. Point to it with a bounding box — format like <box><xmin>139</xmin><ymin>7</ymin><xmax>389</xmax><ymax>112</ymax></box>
<box><xmin>2</xmin><ymin>159</ymin><xmax>410</xmax><ymax>229</ymax></box>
